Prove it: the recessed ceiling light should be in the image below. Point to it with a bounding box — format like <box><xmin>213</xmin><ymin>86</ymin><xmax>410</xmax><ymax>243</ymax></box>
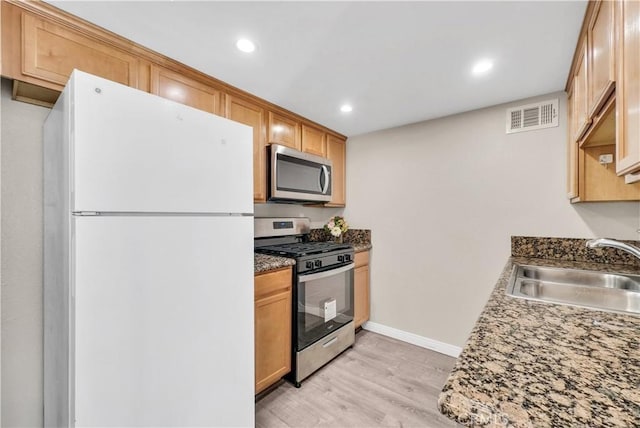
<box><xmin>340</xmin><ymin>104</ymin><xmax>353</xmax><ymax>113</ymax></box>
<box><xmin>472</xmin><ymin>59</ymin><xmax>493</xmax><ymax>75</ymax></box>
<box><xmin>236</xmin><ymin>38</ymin><xmax>256</xmax><ymax>53</ymax></box>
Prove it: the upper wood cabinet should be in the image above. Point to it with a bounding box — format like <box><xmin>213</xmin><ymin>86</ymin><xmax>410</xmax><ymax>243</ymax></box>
<box><xmin>326</xmin><ymin>135</ymin><xmax>346</xmax><ymax>207</ymax></box>
<box><xmin>567</xmin><ymin>89</ymin><xmax>579</xmax><ymax>200</ymax></box>
<box><xmin>267</xmin><ymin>111</ymin><xmax>301</xmax><ymax>150</ymax></box>
<box><xmin>1</xmin><ymin>0</ymin><xmax>349</xmax><ymax>204</ymax></box>
<box><xmin>301</xmin><ymin>124</ymin><xmax>326</xmax><ymax>157</ymax></box>
<box><xmin>225</xmin><ymin>95</ymin><xmax>267</xmax><ymax>202</ymax></box>
<box><xmin>615</xmin><ymin>0</ymin><xmax>640</xmax><ymax>175</ymax></box>
<box><xmin>150</xmin><ymin>66</ymin><xmax>223</xmax><ymax>116</ymax></box>
<box><xmin>587</xmin><ymin>1</ymin><xmax>616</xmax><ymax>117</ymax></box>
<box><xmin>4</xmin><ymin>7</ymin><xmax>139</xmax><ymax>91</ymax></box>
<box><xmin>573</xmin><ymin>38</ymin><xmax>591</xmax><ymax>141</ymax></box>
<box><xmin>566</xmin><ymin>0</ymin><xmax>640</xmax><ymax>201</ymax></box>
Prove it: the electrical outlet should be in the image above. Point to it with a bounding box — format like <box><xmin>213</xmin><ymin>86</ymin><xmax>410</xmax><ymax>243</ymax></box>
<box><xmin>599</xmin><ymin>154</ymin><xmax>614</xmax><ymax>164</ymax></box>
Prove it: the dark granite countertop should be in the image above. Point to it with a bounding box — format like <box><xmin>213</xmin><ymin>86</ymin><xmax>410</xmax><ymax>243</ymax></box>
<box><xmin>254</xmin><ymin>253</ymin><xmax>295</xmax><ymax>274</ymax></box>
<box><xmin>438</xmin><ymin>256</ymin><xmax>640</xmax><ymax>427</ymax></box>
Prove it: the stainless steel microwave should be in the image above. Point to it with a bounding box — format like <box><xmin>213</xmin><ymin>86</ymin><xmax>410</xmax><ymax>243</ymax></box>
<box><xmin>268</xmin><ymin>144</ymin><xmax>332</xmax><ymax>203</ymax></box>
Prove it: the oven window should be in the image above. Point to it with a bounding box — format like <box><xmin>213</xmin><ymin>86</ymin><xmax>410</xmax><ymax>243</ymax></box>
<box><xmin>297</xmin><ymin>269</ymin><xmax>353</xmax><ymax>350</ymax></box>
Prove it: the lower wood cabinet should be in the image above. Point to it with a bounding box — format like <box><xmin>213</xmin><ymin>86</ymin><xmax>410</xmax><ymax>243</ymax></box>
<box><xmin>254</xmin><ymin>267</ymin><xmax>292</xmax><ymax>394</ymax></box>
<box><xmin>353</xmin><ymin>251</ymin><xmax>370</xmax><ymax>329</ymax></box>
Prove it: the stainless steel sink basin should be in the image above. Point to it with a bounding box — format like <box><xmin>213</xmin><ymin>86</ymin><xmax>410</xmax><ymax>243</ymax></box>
<box><xmin>506</xmin><ymin>264</ymin><xmax>640</xmax><ymax>316</ymax></box>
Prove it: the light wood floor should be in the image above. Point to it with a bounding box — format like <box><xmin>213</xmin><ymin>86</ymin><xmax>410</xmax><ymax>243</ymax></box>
<box><xmin>255</xmin><ymin>330</ymin><xmax>462</xmax><ymax>428</ymax></box>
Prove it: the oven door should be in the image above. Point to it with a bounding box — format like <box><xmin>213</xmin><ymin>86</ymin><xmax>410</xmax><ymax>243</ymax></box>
<box><xmin>270</xmin><ymin>144</ymin><xmax>332</xmax><ymax>203</ymax></box>
<box><xmin>296</xmin><ymin>263</ymin><xmax>354</xmax><ymax>351</ymax></box>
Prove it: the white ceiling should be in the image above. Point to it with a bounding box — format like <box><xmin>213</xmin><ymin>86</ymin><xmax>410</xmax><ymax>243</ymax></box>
<box><xmin>48</xmin><ymin>1</ymin><xmax>586</xmax><ymax>137</ymax></box>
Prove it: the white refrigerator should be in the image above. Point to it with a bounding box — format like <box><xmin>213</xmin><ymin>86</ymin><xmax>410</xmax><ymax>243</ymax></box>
<box><xmin>44</xmin><ymin>70</ymin><xmax>254</xmax><ymax>427</ymax></box>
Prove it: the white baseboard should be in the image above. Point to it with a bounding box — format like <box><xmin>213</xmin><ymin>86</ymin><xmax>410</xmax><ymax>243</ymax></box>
<box><xmin>362</xmin><ymin>321</ymin><xmax>462</xmax><ymax>358</ymax></box>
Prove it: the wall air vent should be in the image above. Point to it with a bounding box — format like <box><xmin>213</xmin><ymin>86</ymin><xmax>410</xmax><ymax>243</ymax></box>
<box><xmin>506</xmin><ymin>99</ymin><xmax>558</xmax><ymax>134</ymax></box>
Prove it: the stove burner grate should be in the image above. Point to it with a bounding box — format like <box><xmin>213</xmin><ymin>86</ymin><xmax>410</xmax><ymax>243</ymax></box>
<box><xmin>256</xmin><ymin>241</ymin><xmax>351</xmax><ymax>257</ymax></box>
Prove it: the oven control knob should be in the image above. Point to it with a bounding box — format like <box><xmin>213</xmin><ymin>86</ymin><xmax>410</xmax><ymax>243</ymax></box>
<box><xmin>306</xmin><ymin>261</ymin><xmax>314</xmax><ymax>269</ymax></box>
<box><xmin>344</xmin><ymin>254</ymin><xmax>351</xmax><ymax>262</ymax></box>
<box><xmin>338</xmin><ymin>255</ymin><xmax>344</xmax><ymax>262</ymax></box>
<box><xmin>314</xmin><ymin>260</ymin><xmax>322</xmax><ymax>267</ymax></box>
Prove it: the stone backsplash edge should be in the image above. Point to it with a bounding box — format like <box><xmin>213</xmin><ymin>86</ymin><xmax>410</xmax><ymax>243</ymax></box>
<box><xmin>512</xmin><ymin>236</ymin><xmax>640</xmax><ymax>266</ymax></box>
<box><xmin>309</xmin><ymin>228</ymin><xmax>371</xmax><ymax>246</ymax></box>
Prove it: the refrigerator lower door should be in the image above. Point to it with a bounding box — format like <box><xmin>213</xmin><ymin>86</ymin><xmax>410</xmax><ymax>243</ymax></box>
<box><xmin>72</xmin><ymin>215</ymin><xmax>253</xmax><ymax>427</ymax></box>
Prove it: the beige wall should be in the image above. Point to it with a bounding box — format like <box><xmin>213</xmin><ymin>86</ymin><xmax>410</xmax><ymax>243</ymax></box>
<box><xmin>343</xmin><ymin>91</ymin><xmax>640</xmax><ymax>347</ymax></box>
<box><xmin>1</xmin><ymin>79</ymin><xmax>50</xmax><ymax>426</ymax></box>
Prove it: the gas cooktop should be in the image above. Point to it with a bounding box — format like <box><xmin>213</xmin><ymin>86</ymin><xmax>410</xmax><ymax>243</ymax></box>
<box><xmin>256</xmin><ymin>241</ymin><xmax>352</xmax><ymax>257</ymax></box>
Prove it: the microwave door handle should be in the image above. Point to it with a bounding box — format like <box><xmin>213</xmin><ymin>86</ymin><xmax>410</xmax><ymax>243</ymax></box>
<box><xmin>298</xmin><ymin>262</ymin><xmax>354</xmax><ymax>283</ymax></box>
<box><xmin>320</xmin><ymin>165</ymin><xmax>330</xmax><ymax>194</ymax></box>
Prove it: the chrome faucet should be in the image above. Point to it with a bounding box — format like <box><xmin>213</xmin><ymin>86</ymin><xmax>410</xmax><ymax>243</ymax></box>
<box><xmin>586</xmin><ymin>238</ymin><xmax>640</xmax><ymax>260</ymax></box>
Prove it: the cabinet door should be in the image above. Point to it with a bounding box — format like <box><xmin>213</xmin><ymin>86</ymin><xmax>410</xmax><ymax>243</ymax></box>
<box><xmin>301</xmin><ymin>124</ymin><xmax>326</xmax><ymax>156</ymax></box>
<box><xmin>268</xmin><ymin>111</ymin><xmax>301</xmax><ymax>150</ymax></box>
<box><xmin>254</xmin><ymin>268</ymin><xmax>292</xmax><ymax>394</ymax></box>
<box><xmin>588</xmin><ymin>1</ymin><xmax>616</xmax><ymax>117</ymax></box>
<box><xmin>574</xmin><ymin>39</ymin><xmax>591</xmax><ymax>141</ymax></box>
<box><xmin>326</xmin><ymin>135</ymin><xmax>346</xmax><ymax>207</ymax></box>
<box><xmin>354</xmin><ymin>264</ymin><xmax>370</xmax><ymax>329</ymax></box>
<box><xmin>226</xmin><ymin>95</ymin><xmax>267</xmax><ymax>202</ymax></box>
<box><xmin>616</xmin><ymin>0</ymin><xmax>640</xmax><ymax>174</ymax></box>
<box><xmin>21</xmin><ymin>13</ymin><xmax>139</xmax><ymax>89</ymax></box>
<box><xmin>567</xmin><ymin>89</ymin><xmax>579</xmax><ymax>199</ymax></box>
<box><xmin>151</xmin><ymin>66</ymin><xmax>223</xmax><ymax>115</ymax></box>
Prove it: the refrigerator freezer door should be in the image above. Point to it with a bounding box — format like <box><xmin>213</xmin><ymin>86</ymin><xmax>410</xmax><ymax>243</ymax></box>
<box><xmin>70</xmin><ymin>71</ymin><xmax>252</xmax><ymax>214</ymax></box>
<box><xmin>72</xmin><ymin>216</ymin><xmax>254</xmax><ymax>427</ymax></box>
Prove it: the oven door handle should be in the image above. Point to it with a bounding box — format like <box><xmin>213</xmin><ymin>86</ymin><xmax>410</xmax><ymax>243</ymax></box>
<box><xmin>298</xmin><ymin>262</ymin><xmax>354</xmax><ymax>283</ymax></box>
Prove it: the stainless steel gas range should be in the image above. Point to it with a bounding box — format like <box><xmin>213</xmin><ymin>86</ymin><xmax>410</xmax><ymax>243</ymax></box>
<box><xmin>255</xmin><ymin>217</ymin><xmax>355</xmax><ymax>387</ymax></box>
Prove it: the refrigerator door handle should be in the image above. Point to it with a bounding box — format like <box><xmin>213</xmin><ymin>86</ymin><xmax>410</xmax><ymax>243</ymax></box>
<box><xmin>73</xmin><ymin>211</ymin><xmax>101</xmax><ymax>216</ymax></box>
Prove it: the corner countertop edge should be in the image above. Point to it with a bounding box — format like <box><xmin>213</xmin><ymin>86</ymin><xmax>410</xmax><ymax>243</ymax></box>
<box><xmin>438</xmin><ymin>256</ymin><xmax>640</xmax><ymax>427</ymax></box>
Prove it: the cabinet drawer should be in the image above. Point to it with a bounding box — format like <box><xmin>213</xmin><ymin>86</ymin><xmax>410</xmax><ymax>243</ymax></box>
<box><xmin>255</xmin><ymin>267</ymin><xmax>292</xmax><ymax>299</ymax></box>
<box><xmin>354</xmin><ymin>251</ymin><xmax>369</xmax><ymax>268</ymax></box>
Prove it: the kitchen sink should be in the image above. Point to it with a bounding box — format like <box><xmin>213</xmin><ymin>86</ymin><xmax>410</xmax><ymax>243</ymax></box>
<box><xmin>506</xmin><ymin>264</ymin><xmax>640</xmax><ymax>316</ymax></box>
